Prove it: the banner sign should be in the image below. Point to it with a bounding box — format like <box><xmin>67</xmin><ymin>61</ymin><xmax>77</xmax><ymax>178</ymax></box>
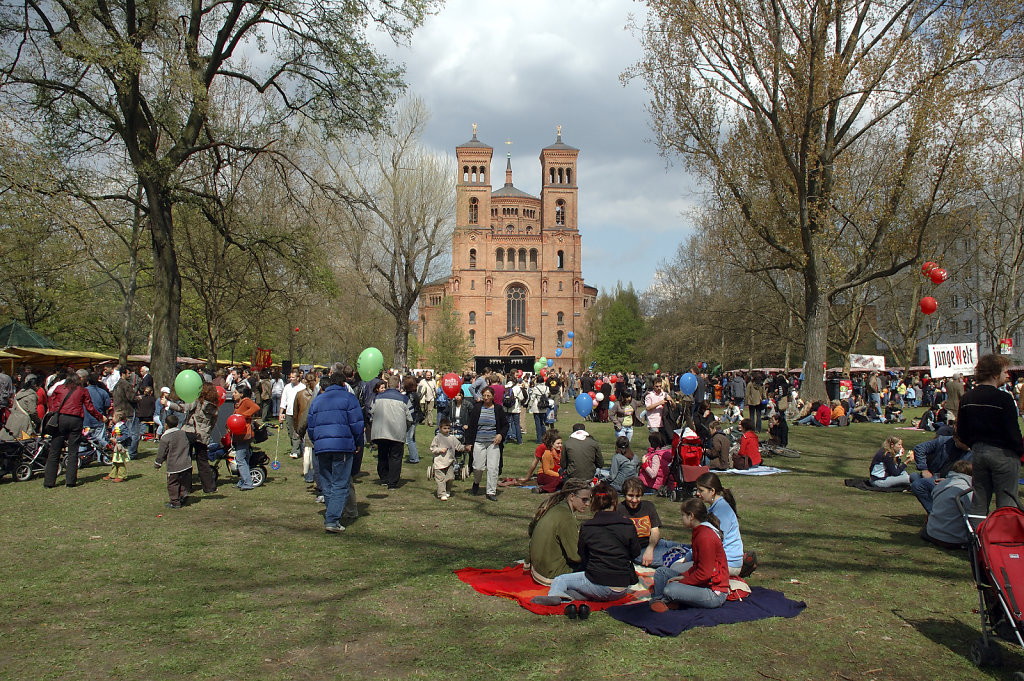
<box><xmin>928</xmin><ymin>342</ymin><xmax>978</xmax><ymax>378</ymax></box>
<box><xmin>1000</xmin><ymin>338</ymin><xmax>1014</xmax><ymax>355</ymax></box>
<box><xmin>849</xmin><ymin>354</ymin><xmax>886</xmax><ymax>371</ymax></box>
<box><xmin>839</xmin><ymin>379</ymin><xmax>852</xmax><ymax>400</ymax></box>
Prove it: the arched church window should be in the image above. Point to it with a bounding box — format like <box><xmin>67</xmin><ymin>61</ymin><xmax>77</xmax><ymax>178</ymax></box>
<box><xmin>557</xmin><ymin>250</ymin><xmax>565</xmax><ymax>269</ymax></box>
<box><xmin>557</xmin><ymin>330</ymin><xmax>564</xmax><ymax>345</ymax></box>
<box><xmin>469</xmin><ymin>330</ymin><xmax>476</xmax><ymax>346</ymax></box>
<box><xmin>469</xmin><ymin>248</ymin><xmax>476</xmax><ymax>269</ymax></box>
<box><xmin>506</xmin><ymin>224</ymin><xmax>515</xmax><ymax>234</ymax></box>
<box><xmin>530</xmin><ymin>249</ymin><xmax>538</xmax><ymax>270</ymax></box>
<box><xmin>469</xmin><ymin>197</ymin><xmax>478</xmax><ymax>224</ymax></box>
<box><xmin>469</xmin><ymin>311</ymin><xmax>476</xmax><ymax>324</ymax></box>
<box><xmin>518</xmin><ymin>248</ymin><xmax>527</xmax><ymax>271</ymax></box>
<box><xmin>495</xmin><ymin>248</ymin><xmax>504</xmax><ymax>270</ymax></box>
<box><xmin>555</xmin><ymin>200</ymin><xmax>566</xmax><ymax>226</ymax></box>
<box><xmin>557</xmin><ymin>312</ymin><xmax>564</xmax><ymax>325</ymax></box>
<box><xmin>507</xmin><ymin>285</ymin><xmax>527</xmax><ymax>334</ymax></box>
<box><xmin>463</xmin><ymin>165</ymin><xmax>469</xmax><ymax>182</ymax></box>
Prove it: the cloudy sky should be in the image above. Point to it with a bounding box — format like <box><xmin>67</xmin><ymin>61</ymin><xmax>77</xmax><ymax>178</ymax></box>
<box><xmin>374</xmin><ymin>0</ymin><xmax>703</xmax><ymax>294</ymax></box>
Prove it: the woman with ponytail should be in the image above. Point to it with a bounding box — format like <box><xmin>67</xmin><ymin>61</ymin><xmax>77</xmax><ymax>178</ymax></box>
<box><xmin>650</xmin><ymin>497</ymin><xmax>730</xmax><ymax>612</ymax></box>
<box><xmin>695</xmin><ymin>472</ymin><xmax>755</xmax><ymax>576</ymax></box>
<box><xmin>532</xmin><ymin>482</ymin><xmax>642</xmax><ymax>606</ymax></box>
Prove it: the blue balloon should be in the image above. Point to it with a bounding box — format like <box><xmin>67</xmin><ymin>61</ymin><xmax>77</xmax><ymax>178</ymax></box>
<box><xmin>679</xmin><ymin>372</ymin><xmax>698</xmax><ymax>395</ymax></box>
<box><xmin>547</xmin><ymin>359</ymin><xmax>554</xmax><ymax>367</ymax></box>
<box><xmin>574</xmin><ymin>393</ymin><xmax>593</xmax><ymax>418</ymax></box>
<box><xmin>565</xmin><ymin>341</ymin><xmax>573</xmax><ymax>349</ymax></box>
<box><xmin>555</xmin><ymin>348</ymin><xmax>563</xmax><ymax>357</ymax></box>
<box><xmin>567</xmin><ymin>331</ymin><xmax>574</xmax><ymax>339</ymax></box>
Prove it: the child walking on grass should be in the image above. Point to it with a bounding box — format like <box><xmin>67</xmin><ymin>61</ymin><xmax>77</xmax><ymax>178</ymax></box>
<box><xmin>430</xmin><ymin>418</ymin><xmax>465</xmax><ymax>501</ymax></box>
<box><xmin>102</xmin><ymin>420</ymin><xmax>131</xmax><ymax>483</ymax></box>
<box><xmin>154</xmin><ymin>413</ymin><xmax>192</xmax><ymax>509</ymax></box>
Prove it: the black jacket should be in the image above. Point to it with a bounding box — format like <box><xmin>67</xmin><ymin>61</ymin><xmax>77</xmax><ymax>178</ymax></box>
<box><xmin>579</xmin><ymin>511</ymin><xmax>642</xmax><ymax>588</ymax></box>
<box><xmin>464</xmin><ymin>401</ymin><xmax>509</xmax><ymax>446</ymax></box>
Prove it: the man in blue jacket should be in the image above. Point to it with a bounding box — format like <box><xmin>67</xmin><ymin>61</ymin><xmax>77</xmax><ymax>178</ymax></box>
<box><xmin>307</xmin><ymin>366</ymin><xmax>364</xmax><ymax>534</ymax></box>
<box><xmin>911</xmin><ymin>434</ymin><xmax>972</xmax><ymax>514</ymax></box>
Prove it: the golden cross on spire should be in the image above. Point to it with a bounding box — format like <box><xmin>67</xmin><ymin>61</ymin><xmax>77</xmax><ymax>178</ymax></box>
<box><xmin>557</xmin><ymin>125</ymin><xmax>562</xmax><ymax>136</ymax></box>
<box><xmin>472</xmin><ymin>123</ymin><xmax>477</xmax><ymax>136</ymax></box>
<box><xmin>505</xmin><ymin>138</ymin><xmax>512</xmax><ymax>157</ymax></box>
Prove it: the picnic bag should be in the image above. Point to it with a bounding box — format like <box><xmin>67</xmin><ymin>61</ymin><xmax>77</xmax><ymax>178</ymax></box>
<box><xmin>732</xmin><ymin>453</ymin><xmax>752</xmax><ymax>471</ymax></box>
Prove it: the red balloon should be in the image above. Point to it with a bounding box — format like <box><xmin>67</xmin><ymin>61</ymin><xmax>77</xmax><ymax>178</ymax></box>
<box><xmin>441</xmin><ymin>372</ymin><xmax>461</xmax><ymax>399</ymax></box>
<box><xmin>609</xmin><ymin>375</ymin><xmax>617</xmax><ymax>384</ymax></box>
<box><xmin>226</xmin><ymin>414</ymin><xmax>246</xmax><ymax>435</ymax></box>
<box><xmin>919</xmin><ymin>296</ymin><xmax>938</xmax><ymax>315</ymax></box>
<box><xmin>516</xmin><ymin>369</ymin><xmax>524</xmax><ymax>379</ymax></box>
<box><xmin>921</xmin><ymin>261</ymin><xmax>938</xmax><ymax>276</ymax></box>
<box><xmin>294</xmin><ymin>327</ymin><xmax>300</xmax><ymax>333</ymax></box>
<box><xmin>929</xmin><ymin>267</ymin><xmax>948</xmax><ymax>284</ymax></box>
<box><xmin>539</xmin><ymin>369</ymin><xmax>547</xmax><ymax>380</ymax></box>
<box><xmin>588</xmin><ymin>391</ymin><xmax>596</xmax><ymax>398</ymax></box>
<box><xmin>215</xmin><ymin>385</ymin><xmax>226</xmax><ymax>406</ymax></box>
<box><xmin>608</xmin><ymin>393</ymin><xmax>616</xmax><ymax>402</ymax></box>
<box><xmin>595</xmin><ymin>379</ymin><xmax>604</xmax><ymax>390</ymax></box>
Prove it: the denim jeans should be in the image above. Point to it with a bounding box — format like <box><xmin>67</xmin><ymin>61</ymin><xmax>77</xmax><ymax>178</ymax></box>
<box><xmin>971</xmin><ymin>442</ymin><xmax>1022</xmax><ymax>517</ymax></box>
<box><xmin>615</xmin><ymin>426</ymin><xmax>634</xmax><ymax>442</ymax></box>
<box><xmin>653</xmin><ymin>561</ymin><xmax>691</xmax><ymax>598</ymax></box>
<box><xmin>871</xmin><ymin>473</ymin><xmax>911</xmax><ymax>488</ymax></box>
<box><xmin>634</xmin><ymin>539</ymin><xmax>686</xmax><ymax>567</ymax></box>
<box><xmin>127</xmin><ymin>415</ymin><xmax>141</xmax><ymax>458</ymax></box>
<box><xmin>235</xmin><ymin>443</ymin><xmax>254</xmax><ymax>489</ymax></box>
<box><xmin>548</xmin><ymin>571</ymin><xmax>628</xmax><ymax>601</ymax></box>
<box><xmin>533</xmin><ymin>413</ymin><xmax>546</xmax><ymax>443</ymax></box>
<box><xmin>405</xmin><ymin>423</ymin><xmax>419</xmax><ymax>463</ymax></box>
<box><xmin>911</xmin><ymin>474</ymin><xmax>937</xmax><ymax>513</ymax></box>
<box><xmin>506</xmin><ymin>412</ymin><xmax>522</xmax><ymax>444</ymax></box>
<box><xmin>317</xmin><ymin>451</ymin><xmax>355</xmax><ymax>527</ymax></box>
<box><xmin>663</xmin><ymin>582</ymin><xmax>728</xmax><ymax>609</ymax></box>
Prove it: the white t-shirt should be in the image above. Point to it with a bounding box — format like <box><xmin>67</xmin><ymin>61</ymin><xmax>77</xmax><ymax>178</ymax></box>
<box><xmin>280</xmin><ymin>381</ymin><xmax>302</xmax><ymax>416</ymax></box>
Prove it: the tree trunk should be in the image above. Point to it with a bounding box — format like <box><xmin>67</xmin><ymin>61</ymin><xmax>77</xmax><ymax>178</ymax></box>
<box><xmin>145</xmin><ymin>185</ymin><xmax>182</xmax><ymax>393</ymax></box>
<box><xmin>393</xmin><ymin>315</ymin><xmax>410</xmax><ymax>370</ymax></box>
<box><xmin>801</xmin><ymin>282</ymin><xmax>829</xmax><ymax>403</ymax></box>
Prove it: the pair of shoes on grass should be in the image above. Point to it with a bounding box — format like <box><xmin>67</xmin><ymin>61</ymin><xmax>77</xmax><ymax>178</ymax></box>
<box><xmin>649</xmin><ymin>598</ymin><xmax>680</xmax><ymax>613</ymax></box>
<box><xmin>324</xmin><ymin>524</ymin><xmax>345</xmax><ymax>534</ymax></box>
<box><xmin>564</xmin><ymin>603</ymin><xmax>590</xmax><ymax>620</ymax></box>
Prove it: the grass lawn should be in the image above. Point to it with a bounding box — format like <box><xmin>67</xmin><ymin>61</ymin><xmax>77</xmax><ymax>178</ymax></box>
<box><xmin>1</xmin><ymin>406</ymin><xmax>1018</xmax><ymax>681</ymax></box>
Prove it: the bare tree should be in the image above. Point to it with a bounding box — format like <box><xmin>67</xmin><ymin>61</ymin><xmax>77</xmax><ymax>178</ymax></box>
<box><xmin>322</xmin><ymin>98</ymin><xmax>456</xmax><ymax>368</ymax></box>
<box><xmin>628</xmin><ymin>0</ymin><xmax>1023</xmax><ymax>401</ymax></box>
<box><xmin>0</xmin><ymin>0</ymin><xmax>436</xmax><ymax>388</ymax></box>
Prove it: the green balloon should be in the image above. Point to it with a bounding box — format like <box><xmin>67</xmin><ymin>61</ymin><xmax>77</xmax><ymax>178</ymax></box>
<box><xmin>539</xmin><ymin>356</ymin><xmax>547</xmax><ymax>366</ymax></box>
<box><xmin>174</xmin><ymin>369</ymin><xmax>202</xmax><ymax>403</ymax></box>
<box><xmin>534</xmin><ymin>361</ymin><xmax>543</xmax><ymax>373</ymax></box>
<box><xmin>357</xmin><ymin>347</ymin><xmax>384</xmax><ymax>381</ymax></box>
<box><xmin>653</xmin><ymin>363</ymin><xmax>659</xmax><ymax>370</ymax></box>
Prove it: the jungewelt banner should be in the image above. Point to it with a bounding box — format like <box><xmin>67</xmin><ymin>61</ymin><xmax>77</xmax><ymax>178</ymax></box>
<box><xmin>928</xmin><ymin>343</ymin><xmax>979</xmax><ymax>378</ymax></box>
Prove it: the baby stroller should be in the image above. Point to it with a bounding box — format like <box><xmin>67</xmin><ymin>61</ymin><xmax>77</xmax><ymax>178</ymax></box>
<box><xmin>957</xmin><ymin>489</ymin><xmax>1024</xmax><ymax>675</ymax></box>
<box><xmin>209</xmin><ymin>434</ymin><xmax>270</xmax><ymax>488</ymax></box>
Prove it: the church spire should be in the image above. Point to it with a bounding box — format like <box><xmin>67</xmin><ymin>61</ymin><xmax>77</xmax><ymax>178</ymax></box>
<box><xmin>505</xmin><ymin>138</ymin><xmax>513</xmax><ymax>185</ymax></box>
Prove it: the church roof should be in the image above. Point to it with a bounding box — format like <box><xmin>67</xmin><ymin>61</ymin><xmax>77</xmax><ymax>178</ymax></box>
<box><xmin>492</xmin><ymin>184</ymin><xmax>537</xmax><ymax>199</ymax></box>
<box><xmin>458</xmin><ymin>129</ymin><xmax>491</xmax><ymax>149</ymax></box>
<box><xmin>543</xmin><ymin>131</ymin><xmax>578</xmax><ymax>151</ymax></box>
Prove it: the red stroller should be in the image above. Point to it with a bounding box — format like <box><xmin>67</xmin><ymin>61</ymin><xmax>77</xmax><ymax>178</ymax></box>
<box><xmin>958</xmin><ymin>489</ymin><xmax>1024</xmax><ymax>674</ymax></box>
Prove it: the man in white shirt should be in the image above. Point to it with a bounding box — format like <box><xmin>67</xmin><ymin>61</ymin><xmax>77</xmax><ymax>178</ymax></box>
<box><xmin>417</xmin><ymin>372</ymin><xmax>436</xmax><ymax>426</ymax></box>
<box><xmin>279</xmin><ymin>370</ymin><xmax>303</xmax><ymax>458</ymax></box>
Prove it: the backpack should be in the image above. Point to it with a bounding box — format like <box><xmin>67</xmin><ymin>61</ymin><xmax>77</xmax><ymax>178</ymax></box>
<box><xmin>502</xmin><ymin>388</ymin><xmax>517</xmax><ymax>410</ymax></box>
<box><xmin>732</xmin><ymin>453</ymin><xmax>752</xmax><ymax>470</ymax></box>
<box><xmin>535</xmin><ymin>388</ymin><xmax>550</xmax><ymax>412</ymax></box>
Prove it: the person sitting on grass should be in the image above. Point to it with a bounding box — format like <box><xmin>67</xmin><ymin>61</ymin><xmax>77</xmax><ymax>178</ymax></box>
<box><xmin>884</xmin><ymin>397</ymin><xmax>904</xmax><ymax>424</ymax></box>
<box><xmin>722</xmin><ymin>400</ymin><xmax>742</xmax><ymax>424</ymax></box>
<box><xmin>696</xmin><ymin>472</ymin><xmax>757</xmax><ymax>576</ymax></box>
<box><xmin>531</xmin><ymin>482</ymin><xmax>642</xmax><ymax>608</ymax></box>
<box><xmin>536</xmin><ymin>430</ymin><xmax>564</xmax><ymax>494</ymax></box>
<box><xmin>707</xmin><ymin>421</ymin><xmax>732</xmax><ymax>470</ymax></box>
<box><xmin>617</xmin><ymin>477</ymin><xmax>680</xmax><ymax>566</ymax></box>
<box><xmin>519</xmin><ymin>428</ymin><xmax>560</xmax><ymax>483</ymax></box>
<box><xmin>766</xmin><ymin>412</ymin><xmax>789</xmax><ymax>449</ymax></box>
<box><xmin>921</xmin><ymin>460</ymin><xmax>974</xmax><ymax>549</ymax></box>
<box><xmin>649</xmin><ymin>497</ymin><xmax>730</xmax><ymax>612</ymax></box>
<box><xmin>738</xmin><ymin>418</ymin><xmax>762</xmax><ymax>467</ymax></box>
<box><xmin>869</xmin><ymin>436</ymin><xmax>912</xmax><ymax>488</ymax></box>
<box><xmin>527</xmin><ymin>478</ymin><xmax>590</xmax><ymax>585</ymax></box>
<box><xmin>796</xmin><ymin>400</ymin><xmax>831</xmax><ymax>426</ymax></box>
<box><xmin>638</xmin><ymin>431</ymin><xmax>671</xmax><ymax>491</ymax></box>
<box><xmin>603</xmin><ymin>436</ymin><xmax>638</xmax><ymax>492</ymax></box>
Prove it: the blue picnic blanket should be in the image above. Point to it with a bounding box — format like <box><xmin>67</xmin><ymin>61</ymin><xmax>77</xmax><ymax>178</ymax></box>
<box><xmin>606</xmin><ymin>586</ymin><xmax>806</xmax><ymax>636</ymax></box>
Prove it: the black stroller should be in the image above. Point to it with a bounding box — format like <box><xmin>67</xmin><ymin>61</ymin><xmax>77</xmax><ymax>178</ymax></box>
<box><xmin>208</xmin><ymin>399</ymin><xmax>269</xmax><ymax>487</ymax></box>
<box><xmin>957</xmin><ymin>489</ymin><xmax>1024</xmax><ymax>676</ymax></box>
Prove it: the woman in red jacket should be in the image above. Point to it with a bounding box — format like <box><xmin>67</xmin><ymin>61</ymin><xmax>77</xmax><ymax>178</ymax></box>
<box><xmin>738</xmin><ymin>418</ymin><xmax>762</xmax><ymax>467</ymax></box>
<box><xmin>650</xmin><ymin>497</ymin><xmax>730</xmax><ymax>611</ymax></box>
<box><xmin>44</xmin><ymin>371</ymin><xmax>106</xmax><ymax>488</ymax></box>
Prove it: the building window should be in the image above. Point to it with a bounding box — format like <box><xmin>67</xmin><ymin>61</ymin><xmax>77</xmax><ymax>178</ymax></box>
<box><xmin>507</xmin><ymin>285</ymin><xmax>527</xmax><ymax>334</ymax></box>
<box><xmin>469</xmin><ymin>197</ymin><xmax>478</xmax><ymax>224</ymax></box>
<box><xmin>469</xmin><ymin>311</ymin><xmax>476</xmax><ymax>324</ymax></box>
<box><xmin>506</xmin><ymin>224</ymin><xmax>514</xmax><ymax>234</ymax></box>
<box><xmin>950</xmin><ymin>320</ymin><xmax>959</xmax><ymax>334</ymax></box>
<box><xmin>566</xmin><ymin>168</ymin><xmax>572</xmax><ymax>184</ymax></box>
<box><xmin>555</xmin><ymin>200</ymin><xmax>565</xmax><ymax>226</ymax></box>
<box><xmin>469</xmin><ymin>330</ymin><xmax>475</xmax><ymax>346</ymax></box>
<box><xmin>557</xmin><ymin>330</ymin><xmax>564</xmax><ymax>345</ymax></box>
<box><xmin>549</xmin><ymin>167</ymin><xmax>555</xmax><ymax>184</ymax></box>
<box><xmin>557</xmin><ymin>312</ymin><xmax>564</xmax><ymax>325</ymax></box>
<box><xmin>558</xmin><ymin>281</ymin><xmax>563</xmax><ymax>291</ymax></box>
<box><xmin>530</xmin><ymin>249</ymin><xmax>538</xmax><ymax>270</ymax></box>
<box><xmin>526</xmin><ymin>225</ymin><xmax>533</xmax><ymax>234</ymax></box>
<box><xmin>495</xmin><ymin>248</ymin><xmax>504</xmax><ymax>270</ymax></box>
<box><xmin>463</xmin><ymin>165</ymin><xmax>469</xmax><ymax>182</ymax></box>
<box><xmin>557</xmin><ymin>250</ymin><xmax>565</xmax><ymax>269</ymax></box>
<box><xmin>469</xmin><ymin>248</ymin><xmax>476</xmax><ymax>269</ymax></box>
<box><xmin>951</xmin><ymin>294</ymin><xmax>958</xmax><ymax>308</ymax></box>
<box><xmin>965</xmin><ymin>319</ymin><xmax>973</xmax><ymax>334</ymax></box>
<box><xmin>558</xmin><ymin>168</ymin><xmax>564</xmax><ymax>184</ymax></box>
<box><xmin>470</xmin><ymin>280</ymin><xmax>475</xmax><ymax>290</ymax></box>
<box><xmin>518</xmin><ymin>248</ymin><xmax>527</xmax><ymax>270</ymax></box>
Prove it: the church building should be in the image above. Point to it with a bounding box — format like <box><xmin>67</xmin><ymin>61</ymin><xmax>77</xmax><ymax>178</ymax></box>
<box><xmin>417</xmin><ymin>126</ymin><xmax>597</xmax><ymax>372</ymax></box>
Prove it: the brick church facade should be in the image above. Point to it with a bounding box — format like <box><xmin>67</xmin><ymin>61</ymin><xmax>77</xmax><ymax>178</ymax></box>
<box><xmin>417</xmin><ymin>127</ymin><xmax>597</xmax><ymax>372</ymax></box>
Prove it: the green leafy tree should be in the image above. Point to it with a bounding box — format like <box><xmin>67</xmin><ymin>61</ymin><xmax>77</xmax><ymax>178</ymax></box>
<box><xmin>424</xmin><ymin>296</ymin><xmax>472</xmax><ymax>373</ymax></box>
<box><xmin>583</xmin><ymin>284</ymin><xmax>647</xmax><ymax>373</ymax></box>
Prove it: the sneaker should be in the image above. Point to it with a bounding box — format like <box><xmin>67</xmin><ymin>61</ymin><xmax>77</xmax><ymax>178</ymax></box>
<box><xmin>564</xmin><ymin>604</ymin><xmax>578</xmax><ymax>619</ymax></box>
<box><xmin>740</xmin><ymin>551</ymin><xmax>759</xmax><ymax>578</ymax></box>
<box><xmin>324</xmin><ymin>524</ymin><xmax>345</xmax><ymax>533</ymax></box>
<box><xmin>439</xmin><ymin>494</ymin><xmax>450</xmax><ymax>501</ymax></box>
<box><xmin>486</xmin><ymin>494</ymin><xmax>498</xmax><ymax>502</ymax></box>
<box><xmin>165</xmin><ymin>502</ymin><xmax>182</xmax><ymax>510</ymax></box>
<box><xmin>577</xmin><ymin>604</ymin><xmax>591</xmax><ymax>620</ymax></box>
<box><xmin>289</xmin><ymin>453</ymin><xmax>299</xmax><ymax>459</ymax></box>
<box><xmin>649</xmin><ymin>599</ymin><xmax>670</xmax><ymax>613</ymax></box>
<box><xmin>315</xmin><ymin>495</ymin><xmax>325</xmax><ymax>504</ymax></box>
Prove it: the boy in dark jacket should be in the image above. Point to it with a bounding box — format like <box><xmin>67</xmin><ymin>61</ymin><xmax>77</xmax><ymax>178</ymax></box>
<box><xmin>154</xmin><ymin>414</ymin><xmax>192</xmax><ymax>509</ymax></box>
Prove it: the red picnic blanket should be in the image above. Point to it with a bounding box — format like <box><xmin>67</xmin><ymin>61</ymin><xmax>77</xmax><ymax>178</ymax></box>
<box><xmin>454</xmin><ymin>565</ymin><xmax>648</xmax><ymax>615</ymax></box>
